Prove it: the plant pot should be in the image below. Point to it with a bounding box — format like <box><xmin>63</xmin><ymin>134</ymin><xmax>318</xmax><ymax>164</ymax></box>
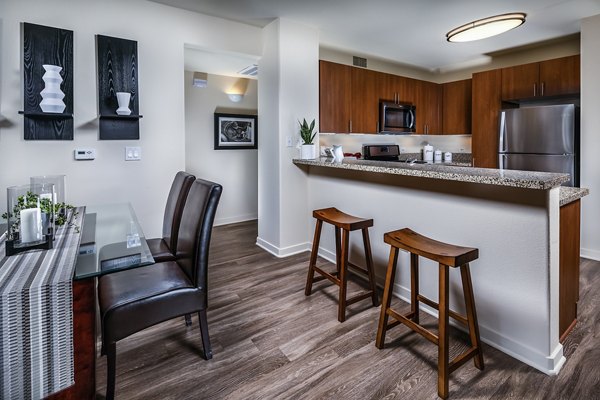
<box><xmin>301</xmin><ymin>144</ymin><xmax>317</xmax><ymax>159</ymax></box>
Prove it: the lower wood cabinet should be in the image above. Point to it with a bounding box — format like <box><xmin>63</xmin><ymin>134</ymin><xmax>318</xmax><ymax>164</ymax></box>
<box><xmin>559</xmin><ymin>199</ymin><xmax>581</xmax><ymax>342</ymax></box>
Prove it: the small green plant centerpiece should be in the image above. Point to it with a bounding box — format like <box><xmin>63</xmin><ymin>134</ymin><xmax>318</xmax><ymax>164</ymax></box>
<box><xmin>299</xmin><ymin>118</ymin><xmax>317</xmax><ymax>159</ymax></box>
<box><xmin>2</xmin><ymin>188</ymin><xmax>78</xmax><ymax>256</ymax></box>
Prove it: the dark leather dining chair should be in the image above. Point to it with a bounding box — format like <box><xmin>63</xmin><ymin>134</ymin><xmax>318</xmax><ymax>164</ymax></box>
<box><xmin>146</xmin><ymin>171</ymin><xmax>195</xmax><ymax>262</ymax></box>
<box><xmin>98</xmin><ymin>179</ymin><xmax>222</xmax><ymax>400</ymax></box>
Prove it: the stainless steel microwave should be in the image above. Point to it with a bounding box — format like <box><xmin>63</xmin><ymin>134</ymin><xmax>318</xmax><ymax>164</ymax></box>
<box><xmin>379</xmin><ymin>101</ymin><xmax>415</xmax><ymax>133</ymax></box>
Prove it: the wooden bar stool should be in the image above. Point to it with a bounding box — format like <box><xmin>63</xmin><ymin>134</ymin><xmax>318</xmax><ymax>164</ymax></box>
<box><xmin>305</xmin><ymin>207</ymin><xmax>379</xmax><ymax>322</ymax></box>
<box><xmin>375</xmin><ymin>228</ymin><xmax>484</xmax><ymax>399</ymax></box>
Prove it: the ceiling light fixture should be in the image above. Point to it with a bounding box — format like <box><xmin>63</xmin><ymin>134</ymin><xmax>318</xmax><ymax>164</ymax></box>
<box><xmin>446</xmin><ymin>12</ymin><xmax>526</xmax><ymax>43</ymax></box>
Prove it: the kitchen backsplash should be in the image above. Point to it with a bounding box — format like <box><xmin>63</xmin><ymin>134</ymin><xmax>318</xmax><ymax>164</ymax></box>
<box><xmin>319</xmin><ymin>133</ymin><xmax>471</xmax><ymax>156</ymax></box>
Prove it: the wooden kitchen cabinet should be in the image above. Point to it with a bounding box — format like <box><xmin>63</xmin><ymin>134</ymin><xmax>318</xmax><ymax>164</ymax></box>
<box><xmin>559</xmin><ymin>199</ymin><xmax>581</xmax><ymax>342</ymax></box>
<box><xmin>351</xmin><ymin>67</ymin><xmax>381</xmax><ymax>133</ymax></box>
<box><xmin>501</xmin><ymin>55</ymin><xmax>580</xmax><ymax>100</ymax></box>
<box><xmin>472</xmin><ymin>69</ymin><xmax>501</xmax><ymax>168</ymax></box>
<box><xmin>539</xmin><ymin>55</ymin><xmax>580</xmax><ymax>97</ymax></box>
<box><xmin>415</xmin><ymin>80</ymin><xmax>441</xmax><ymax>134</ymax></box>
<box><xmin>442</xmin><ymin>79</ymin><xmax>472</xmax><ymax>134</ymax></box>
<box><xmin>319</xmin><ymin>60</ymin><xmax>351</xmax><ymax>133</ymax></box>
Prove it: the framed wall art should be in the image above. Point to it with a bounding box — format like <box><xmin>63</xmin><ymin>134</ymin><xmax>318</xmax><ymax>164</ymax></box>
<box><xmin>214</xmin><ymin>113</ymin><xmax>257</xmax><ymax>150</ymax></box>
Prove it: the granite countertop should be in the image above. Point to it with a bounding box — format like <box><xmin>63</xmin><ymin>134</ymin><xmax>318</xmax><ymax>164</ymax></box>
<box><xmin>559</xmin><ymin>187</ymin><xmax>590</xmax><ymax>206</ymax></box>
<box><xmin>293</xmin><ymin>157</ymin><xmax>570</xmax><ymax>190</ymax></box>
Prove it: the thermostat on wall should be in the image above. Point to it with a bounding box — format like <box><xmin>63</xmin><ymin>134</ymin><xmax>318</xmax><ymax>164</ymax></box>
<box><xmin>74</xmin><ymin>148</ymin><xmax>96</xmax><ymax>160</ymax></box>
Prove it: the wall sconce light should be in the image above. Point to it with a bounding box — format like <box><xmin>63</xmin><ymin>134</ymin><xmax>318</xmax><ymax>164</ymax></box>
<box><xmin>227</xmin><ymin>93</ymin><xmax>244</xmax><ymax>102</ymax></box>
<box><xmin>192</xmin><ymin>72</ymin><xmax>208</xmax><ymax>87</ymax></box>
<box><xmin>225</xmin><ymin>78</ymin><xmax>250</xmax><ymax>103</ymax></box>
<box><xmin>446</xmin><ymin>12</ymin><xmax>526</xmax><ymax>42</ymax></box>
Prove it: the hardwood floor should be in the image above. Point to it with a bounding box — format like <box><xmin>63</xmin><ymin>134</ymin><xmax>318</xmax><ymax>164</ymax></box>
<box><xmin>95</xmin><ymin>221</ymin><xmax>600</xmax><ymax>399</ymax></box>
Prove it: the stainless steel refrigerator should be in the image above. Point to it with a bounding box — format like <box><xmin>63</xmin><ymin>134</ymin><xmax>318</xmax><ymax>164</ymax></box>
<box><xmin>499</xmin><ymin>104</ymin><xmax>579</xmax><ymax>187</ymax></box>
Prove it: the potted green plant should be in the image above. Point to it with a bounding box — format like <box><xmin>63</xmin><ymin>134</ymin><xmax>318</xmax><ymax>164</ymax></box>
<box><xmin>299</xmin><ymin>118</ymin><xmax>317</xmax><ymax>159</ymax></box>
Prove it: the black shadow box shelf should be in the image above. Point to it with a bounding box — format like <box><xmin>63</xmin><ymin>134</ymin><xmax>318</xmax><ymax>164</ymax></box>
<box><xmin>99</xmin><ymin>114</ymin><xmax>143</xmax><ymax>120</ymax></box>
<box><xmin>19</xmin><ymin>111</ymin><xmax>73</xmax><ymax>119</ymax></box>
<box><xmin>97</xmin><ymin>35</ymin><xmax>141</xmax><ymax>140</ymax></box>
<box><xmin>22</xmin><ymin>23</ymin><xmax>74</xmax><ymax>140</ymax></box>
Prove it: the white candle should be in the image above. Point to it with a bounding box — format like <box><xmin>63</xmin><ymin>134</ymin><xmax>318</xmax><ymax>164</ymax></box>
<box><xmin>20</xmin><ymin>207</ymin><xmax>43</xmax><ymax>243</ymax></box>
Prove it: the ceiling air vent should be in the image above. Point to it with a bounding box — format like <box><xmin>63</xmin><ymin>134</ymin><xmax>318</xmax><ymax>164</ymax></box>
<box><xmin>238</xmin><ymin>64</ymin><xmax>258</xmax><ymax>77</ymax></box>
<box><xmin>353</xmin><ymin>56</ymin><xmax>367</xmax><ymax>68</ymax></box>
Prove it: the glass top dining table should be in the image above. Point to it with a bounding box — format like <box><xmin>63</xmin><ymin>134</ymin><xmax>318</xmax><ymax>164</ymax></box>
<box><xmin>74</xmin><ymin>203</ymin><xmax>155</xmax><ymax>280</ymax></box>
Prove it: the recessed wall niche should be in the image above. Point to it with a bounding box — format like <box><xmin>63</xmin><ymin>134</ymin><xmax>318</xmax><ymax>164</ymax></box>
<box><xmin>96</xmin><ymin>35</ymin><xmax>142</xmax><ymax>140</ymax></box>
<box><xmin>21</xmin><ymin>23</ymin><xmax>74</xmax><ymax>140</ymax></box>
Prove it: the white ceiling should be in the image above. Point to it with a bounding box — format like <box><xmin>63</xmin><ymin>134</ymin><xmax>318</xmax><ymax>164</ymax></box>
<box><xmin>157</xmin><ymin>0</ymin><xmax>600</xmax><ymax>73</ymax></box>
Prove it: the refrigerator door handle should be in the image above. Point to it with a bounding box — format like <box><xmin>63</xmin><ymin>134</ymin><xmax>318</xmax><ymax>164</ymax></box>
<box><xmin>499</xmin><ymin>154</ymin><xmax>507</xmax><ymax>169</ymax></box>
<box><xmin>499</xmin><ymin>111</ymin><xmax>507</xmax><ymax>152</ymax></box>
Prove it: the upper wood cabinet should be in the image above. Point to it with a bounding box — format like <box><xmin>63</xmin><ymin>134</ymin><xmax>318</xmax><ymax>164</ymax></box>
<box><xmin>442</xmin><ymin>79</ymin><xmax>472</xmax><ymax>135</ymax></box>
<box><xmin>351</xmin><ymin>67</ymin><xmax>381</xmax><ymax>133</ymax></box>
<box><xmin>501</xmin><ymin>55</ymin><xmax>580</xmax><ymax>100</ymax></box>
<box><xmin>472</xmin><ymin>70</ymin><xmax>502</xmax><ymax>168</ymax></box>
<box><xmin>319</xmin><ymin>61</ymin><xmax>351</xmax><ymax>133</ymax></box>
<box><xmin>415</xmin><ymin>80</ymin><xmax>441</xmax><ymax>134</ymax></box>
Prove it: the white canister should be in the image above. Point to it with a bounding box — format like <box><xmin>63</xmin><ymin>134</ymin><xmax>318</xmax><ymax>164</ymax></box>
<box><xmin>423</xmin><ymin>144</ymin><xmax>434</xmax><ymax>162</ymax></box>
<box><xmin>444</xmin><ymin>152</ymin><xmax>452</xmax><ymax>162</ymax></box>
<box><xmin>434</xmin><ymin>149</ymin><xmax>442</xmax><ymax>162</ymax></box>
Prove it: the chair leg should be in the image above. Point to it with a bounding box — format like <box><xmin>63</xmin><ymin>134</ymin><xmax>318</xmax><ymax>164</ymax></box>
<box><xmin>335</xmin><ymin>226</ymin><xmax>342</xmax><ymax>276</ymax></box>
<box><xmin>105</xmin><ymin>342</ymin><xmax>117</xmax><ymax>400</ymax></box>
<box><xmin>305</xmin><ymin>219</ymin><xmax>323</xmax><ymax>296</ymax></box>
<box><xmin>185</xmin><ymin>313</ymin><xmax>192</xmax><ymax>326</ymax></box>
<box><xmin>198</xmin><ymin>309</ymin><xmax>213</xmax><ymax>360</ymax></box>
<box><xmin>376</xmin><ymin>246</ymin><xmax>399</xmax><ymax>349</ymax></box>
<box><xmin>438</xmin><ymin>263</ymin><xmax>450</xmax><ymax>400</ymax></box>
<box><xmin>338</xmin><ymin>229</ymin><xmax>350</xmax><ymax>322</ymax></box>
<box><xmin>460</xmin><ymin>263</ymin><xmax>484</xmax><ymax>370</ymax></box>
<box><xmin>361</xmin><ymin>228</ymin><xmax>379</xmax><ymax>307</ymax></box>
<box><xmin>410</xmin><ymin>253</ymin><xmax>419</xmax><ymax>323</ymax></box>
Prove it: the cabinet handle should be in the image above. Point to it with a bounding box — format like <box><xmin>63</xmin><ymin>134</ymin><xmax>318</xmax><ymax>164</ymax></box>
<box><xmin>533</xmin><ymin>83</ymin><xmax>537</xmax><ymax>97</ymax></box>
<box><xmin>349</xmin><ymin>120</ymin><xmax>352</xmax><ymax>133</ymax></box>
<box><xmin>541</xmin><ymin>82</ymin><xmax>545</xmax><ymax>96</ymax></box>
<box><xmin>376</xmin><ymin>121</ymin><xmax>379</xmax><ymax>132</ymax></box>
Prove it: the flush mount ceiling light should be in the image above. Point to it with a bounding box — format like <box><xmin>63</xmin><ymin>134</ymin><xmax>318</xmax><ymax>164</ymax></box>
<box><xmin>446</xmin><ymin>12</ymin><xmax>526</xmax><ymax>42</ymax></box>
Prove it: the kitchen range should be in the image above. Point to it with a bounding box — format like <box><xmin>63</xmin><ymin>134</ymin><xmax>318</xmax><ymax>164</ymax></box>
<box><xmin>362</xmin><ymin>144</ymin><xmax>458</xmax><ymax>165</ymax></box>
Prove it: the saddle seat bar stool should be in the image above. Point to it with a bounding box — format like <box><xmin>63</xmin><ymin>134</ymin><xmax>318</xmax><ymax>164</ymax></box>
<box><xmin>375</xmin><ymin>228</ymin><xmax>484</xmax><ymax>399</ymax></box>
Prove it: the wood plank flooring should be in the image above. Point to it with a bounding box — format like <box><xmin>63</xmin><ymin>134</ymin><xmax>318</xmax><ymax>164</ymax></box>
<box><xmin>95</xmin><ymin>220</ymin><xmax>600</xmax><ymax>399</ymax></box>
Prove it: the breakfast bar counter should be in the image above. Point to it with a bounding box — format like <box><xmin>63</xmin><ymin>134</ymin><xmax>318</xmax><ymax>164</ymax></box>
<box><xmin>293</xmin><ymin>157</ymin><xmax>588</xmax><ymax>376</ymax></box>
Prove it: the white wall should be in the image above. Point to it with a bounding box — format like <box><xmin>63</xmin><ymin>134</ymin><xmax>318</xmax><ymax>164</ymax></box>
<box><xmin>0</xmin><ymin>0</ymin><xmax>261</xmax><ymax>237</ymax></box>
<box><xmin>257</xmin><ymin>19</ymin><xmax>319</xmax><ymax>256</ymax></box>
<box><xmin>184</xmin><ymin>72</ymin><xmax>258</xmax><ymax>225</ymax></box>
<box><xmin>580</xmin><ymin>14</ymin><xmax>600</xmax><ymax>260</ymax></box>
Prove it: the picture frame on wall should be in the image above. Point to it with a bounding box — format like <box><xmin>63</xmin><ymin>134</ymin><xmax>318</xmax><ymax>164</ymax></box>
<box><xmin>214</xmin><ymin>113</ymin><xmax>258</xmax><ymax>150</ymax></box>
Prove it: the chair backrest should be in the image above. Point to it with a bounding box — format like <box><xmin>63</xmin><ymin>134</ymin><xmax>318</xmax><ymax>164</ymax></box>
<box><xmin>162</xmin><ymin>171</ymin><xmax>195</xmax><ymax>252</ymax></box>
<box><xmin>175</xmin><ymin>179</ymin><xmax>222</xmax><ymax>291</ymax></box>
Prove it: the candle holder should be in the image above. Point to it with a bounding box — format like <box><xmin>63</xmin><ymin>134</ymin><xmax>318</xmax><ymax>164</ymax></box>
<box><xmin>4</xmin><ymin>184</ymin><xmax>54</xmax><ymax>256</ymax></box>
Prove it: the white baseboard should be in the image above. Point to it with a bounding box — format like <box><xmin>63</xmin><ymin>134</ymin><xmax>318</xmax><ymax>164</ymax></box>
<box><xmin>214</xmin><ymin>213</ymin><xmax>257</xmax><ymax>227</ymax></box>
<box><xmin>256</xmin><ymin>236</ymin><xmax>311</xmax><ymax>258</ymax></box>
<box><xmin>580</xmin><ymin>247</ymin><xmax>600</xmax><ymax>261</ymax></box>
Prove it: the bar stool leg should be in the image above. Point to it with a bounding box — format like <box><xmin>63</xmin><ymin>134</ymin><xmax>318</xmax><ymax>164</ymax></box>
<box><xmin>375</xmin><ymin>246</ymin><xmax>399</xmax><ymax>348</ymax></box>
<box><xmin>305</xmin><ymin>219</ymin><xmax>323</xmax><ymax>296</ymax></box>
<box><xmin>460</xmin><ymin>263</ymin><xmax>485</xmax><ymax>370</ymax></box>
<box><xmin>338</xmin><ymin>229</ymin><xmax>350</xmax><ymax>322</ymax></box>
<box><xmin>438</xmin><ymin>263</ymin><xmax>450</xmax><ymax>400</ymax></box>
<box><xmin>410</xmin><ymin>253</ymin><xmax>419</xmax><ymax>323</ymax></box>
<box><xmin>361</xmin><ymin>228</ymin><xmax>379</xmax><ymax>306</ymax></box>
<box><xmin>335</xmin><ymin>227</ymin><xmax>342</xmax><ymax>276</ymax></box>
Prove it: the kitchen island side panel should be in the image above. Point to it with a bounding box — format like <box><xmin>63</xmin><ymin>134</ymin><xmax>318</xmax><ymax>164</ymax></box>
<box><xmin>305</xmin><ymin>166</ymin><xmax>563</xmax><ymax>374</ymax></box>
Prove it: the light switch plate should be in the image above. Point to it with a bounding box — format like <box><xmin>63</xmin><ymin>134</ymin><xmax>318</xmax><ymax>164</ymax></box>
<box><xmin>74</xmin><ymin>148</ymin><xmax>96</xmax><ymax>160</ymax></box>
<box><xmin>125</xmin><ymin>146</ymin><xmax>141</xmax><ymax>161</ymax></box>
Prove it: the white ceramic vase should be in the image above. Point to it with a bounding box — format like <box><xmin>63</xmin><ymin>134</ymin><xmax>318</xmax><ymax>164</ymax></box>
<box><xmin>301</xmin><ymin>144</ymin><xmax>317</xmax><ymax>159</ymax></box>
<box><xmin>116</xmin><ymin>92</ymin><xmax>132</xmax><ymax>115</ymax></box>
<box><xmin>39</xmin><ymin>64</ymin><xmax>66</xmax><ymax>113</ymax></box>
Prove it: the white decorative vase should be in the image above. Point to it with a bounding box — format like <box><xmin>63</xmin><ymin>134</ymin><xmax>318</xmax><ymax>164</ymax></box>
<box><xmin>301</xmin><ymin>144</ymin><xmax>317</xmax><ymax>159</ymax></box>
<box><xmin>39</xmin><ymin>64</ymin><xmax>66</xmax><ymax>113</ymax></box>
<box><xmin>116</xmin><ymin>92</ymin><xmax>132</xmax><ymax>115</ymax></box>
